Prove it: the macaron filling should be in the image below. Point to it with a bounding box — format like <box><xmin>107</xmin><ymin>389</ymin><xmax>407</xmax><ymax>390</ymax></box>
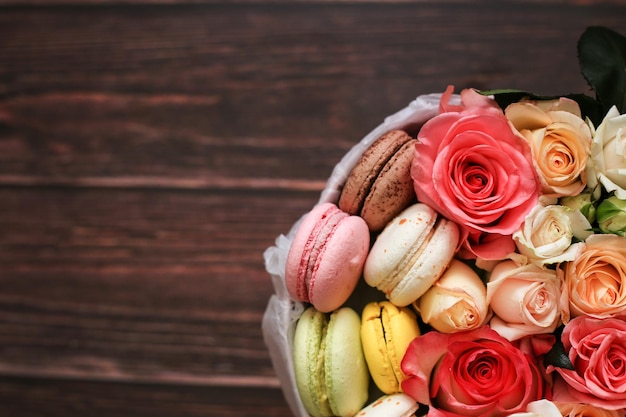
<box><xmin>373</xmin><ymin>217</ymin><xmax>436</xmax><ymax>299</ymax></box>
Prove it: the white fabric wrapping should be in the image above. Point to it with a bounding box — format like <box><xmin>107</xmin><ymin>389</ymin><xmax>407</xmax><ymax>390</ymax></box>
<box><xmin>261</xmin><ymin>93</ymin><xmax>449</xmax><ymax>417</ymax></box>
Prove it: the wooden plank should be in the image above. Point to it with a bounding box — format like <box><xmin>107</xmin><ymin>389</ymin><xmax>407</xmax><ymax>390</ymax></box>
<box><xmin>0</xmin><ymin>377</ymin><xmax>291</xmax><ymax>417</ymax></box>
<box><xmin>0</xmin><ymin>186</ymin><xmax>318</xmax><ymax>383</ymax></box>
<box><xmin>0</xmin><ymin>0</ymin><xmax>623</xmax><ymax>6</ymax></box>
<box><xmin>1</xmin><ymin>4</ymin><xmax>625</xmax><ymax>186</ymax></box>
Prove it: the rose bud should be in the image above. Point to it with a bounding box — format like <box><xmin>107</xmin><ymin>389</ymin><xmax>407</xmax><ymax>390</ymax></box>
<box><xmin>560</xmin><ymin>191</ymin><xmax>597</xmax><ymax>224</ymax></box>
<box><xmin>416</xmin><ymin>259</ymin><xmax>488</xmax><ymax>333</ymax></box>
<box><xmin>487</xmin><ymin>260</ymin><xmax>561</xmax><ymax>341</ymax></box>
<box><xmin>597</xmin><ymin>195</ymin><xmax>626</xmax><ymax>236</ymax></box>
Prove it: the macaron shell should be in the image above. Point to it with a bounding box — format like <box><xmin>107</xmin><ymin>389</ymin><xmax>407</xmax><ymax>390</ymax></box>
<box><xmin>382</xmin><ymin>302</ymin><xmax>421</xmax><ymax>387</ymax></box>
<box><xmin>361</xmin><ymin>302</ymin><xmax>398</xmax><ymax>393</ymax></box>
<box><xmin>361</xmin><ymin>138</ymin><xmax>417</xmax><ymax>232</ymax></box>
<box><xmin>361</xmin><ymin>302</ymin><xmax>421</xmax><ymax>394</ymax></box>
<box><xmin>354</xmin><ymin>393</ymin><xmax>419</xmax><ymax>417</ymax></box>
<box><xmin>309</xmin><ymin>215</ymin><xmax>370</xmax><ymax>312</ymax></box>
<box><xmin>293</xmin><ymin>307</ymin><xmax>333</xmax><ymax>417</ymax></box>
<box><xmin>363</xmin><ymin>204</ymin><xmax>437</xmax><ymax>298</ymax></box>
<box><xmin>389</xmin><ymin>217</ymin><xmax>459</xmax><ymax>306</ymax></box>
<box><xmin>285</xmin><ymin>203</ymin><xmax>342</xmax><ymax>303</ymax></box>
<box><xmin>339</xmin><ymin>130</ymin><xmax>417</xmax><ymax>232</ymax></box>
<box><xmin>285</xmin><ymin>203</ymin><xmax>369</xmax><ymax>313</ymax></box>
<box><xmin>325</xmin><ymin>307</ymin><xmax>369</xmax><ymax>417</ymax></box>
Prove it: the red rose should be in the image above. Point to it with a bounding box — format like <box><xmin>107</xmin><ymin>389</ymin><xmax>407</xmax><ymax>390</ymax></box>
<box><xmin>401</xmin><ymin>326</ymin><xmax>544</xmax><ymax>417</ymax></box>
<box><xmin>411</xmin><ymin>86</ymin><xmax>540</xmax><ymax>260</ymax></box>
<box><xmin>550</xmin><ymin>315</ymin><xmax>626</xmax><ymax>410</ymax></box>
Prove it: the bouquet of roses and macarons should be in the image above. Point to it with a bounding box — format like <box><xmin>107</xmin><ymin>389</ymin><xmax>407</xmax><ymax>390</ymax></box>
<box><xmin>263</xmin><ymin>26</ymin><xmax>626</xmax><ymax>417</ymax></box>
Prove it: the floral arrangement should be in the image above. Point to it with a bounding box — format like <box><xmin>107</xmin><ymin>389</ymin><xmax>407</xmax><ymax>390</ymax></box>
<box><xmin>402</xmin><ymin>26</ymin><xmax>626</xmax><ymax>416</ymax></box>
<box><xmin>263</xmin><ymin>26</ymin><xmax>626</xmax><ymax>417</ymax></box>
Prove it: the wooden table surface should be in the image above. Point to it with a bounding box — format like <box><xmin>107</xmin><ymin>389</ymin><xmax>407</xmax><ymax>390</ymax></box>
<box><xmin>1</xmin><ymin>1</ymin><xmax>625</xmax><ymax>415</ymax></box>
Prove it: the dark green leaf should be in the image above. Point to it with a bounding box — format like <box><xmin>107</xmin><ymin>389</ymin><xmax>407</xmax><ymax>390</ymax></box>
<box><xmin>544</xmin><ymin>326</ymin><xmax>574</xmax><ymax>371</ymax></box>
<box><xmin>578</xmin><ymin>26</ymin><xmax>626</xmax><ymax>116</ymax></box>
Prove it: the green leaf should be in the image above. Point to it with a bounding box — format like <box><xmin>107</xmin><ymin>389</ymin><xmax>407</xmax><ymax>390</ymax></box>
<box><xmin>597</xmin><ymin>198</ymin><xmax>625</xmax><ymax>223</ymax></box>
<box><xmin>578</xmin><ymin>26</ymin><xmax>626</xmax><ymax>116</ymax></box>
<box><xmin>544</xmin><ymin>326</ymin><xmax>575</xmax><ymax>371</ymax></box>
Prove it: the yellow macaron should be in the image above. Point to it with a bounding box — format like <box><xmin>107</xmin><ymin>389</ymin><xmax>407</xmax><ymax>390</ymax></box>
<box><xmin>360</xmin><ymin>301</ymin><xmax>421</xmax><ymax>394</ymax></box>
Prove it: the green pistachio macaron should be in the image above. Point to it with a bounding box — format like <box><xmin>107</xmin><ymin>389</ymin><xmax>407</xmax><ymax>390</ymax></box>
<box><xmin>293</xmin><ymin>306</ymin><xmax>369</xmax><ymax>417</ymax></box>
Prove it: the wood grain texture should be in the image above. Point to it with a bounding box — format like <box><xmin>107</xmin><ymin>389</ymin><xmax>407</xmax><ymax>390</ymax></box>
<box><xmin>1</xmin><ymin>1</ymin><xmax>626</xmax><ymax>415</ymax></box>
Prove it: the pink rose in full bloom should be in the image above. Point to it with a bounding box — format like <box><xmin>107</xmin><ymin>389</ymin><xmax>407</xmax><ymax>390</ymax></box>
<box><xmin>549</xmin><ymin>315</ymin><xmax>626</xmax><ymax>410</ymax></box>
<box><xmin>411</xmin><ymin>86</ymin><xmax>541</xmax><ymax>260</ymax></box>
<box><xmin>401</xmin><ymin>326</ymin><xmax>544</xmax><ymax>417</ymax></box>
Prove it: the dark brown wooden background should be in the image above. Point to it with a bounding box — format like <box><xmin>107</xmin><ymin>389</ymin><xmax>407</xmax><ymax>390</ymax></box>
<box><xmin>0</xmin><ymin>1</ymin><xmax>625</xmax><ymax>415</ymax></box>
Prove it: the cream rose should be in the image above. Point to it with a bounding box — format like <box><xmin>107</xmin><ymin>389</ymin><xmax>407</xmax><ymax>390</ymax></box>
<box><xmin>586</xmin><ymin>106</ymin><xmax>626</xmax><ymax>198</ymax></box>
<box><xmin>417</xmin><ymin>259</ymin><xmax>488</xmax><ymax>333</ymax></box>
<box><xmin>508</xmin><ymin>400</ymin><xmax>562</xmax><ymax>417</ymax></box>
<box><xmin>506</xmin><ymin>98</ymin><xmax>592</xmax><ymax>198</ymax></box>
<box><xmin>513</xmin><ymin>203</ymin><xmax>592</xmax><ymax>266</ymax></box>
<box><xmin>563</xmin><ymin>233</ymin><xmax>626</xmax><ymax>319</ymax></box>
<box><xmin>487</xmin><ymin>260</ymin><xmax>561</xmax><ymax>340</ymax></box>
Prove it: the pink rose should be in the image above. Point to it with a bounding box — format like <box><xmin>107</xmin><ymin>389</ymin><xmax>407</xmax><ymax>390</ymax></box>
<box><xmin>412</xmin><ymin>86</ymin><xmax>541</xmax><ymax>260</ymax></box>
<box><xmin>401</xmin><ymin>326</ymin><xmax>544</xmax><ymax>417</ymax></box>
<box><xmin>549</xmin><ymin>315</ymin><xmax>626</xmax><ymax>410</ymax></box>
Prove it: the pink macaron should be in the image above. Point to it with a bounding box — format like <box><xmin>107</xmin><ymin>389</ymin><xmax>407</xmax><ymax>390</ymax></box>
<box><xmin>285</xmin><ymin>202</ymin><xmax>370</xmax><ymax>313</ymax></box>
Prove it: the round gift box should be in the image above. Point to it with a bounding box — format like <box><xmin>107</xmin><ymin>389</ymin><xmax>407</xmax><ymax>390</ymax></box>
<box><xmin>262</xmin><ymin>93</ymin><xmax>454</xmax><ymax>417</ymax></box>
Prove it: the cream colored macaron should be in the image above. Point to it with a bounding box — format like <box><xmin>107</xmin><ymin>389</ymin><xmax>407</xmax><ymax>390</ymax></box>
<box><xmin>364</xmin><ymin>203</ymin><xmax>459</xmax><ymax>306</ymax></box>
<box><xmin>354</xmin><ymin>393</ymin><xmax>420</xmax><ymax>417</ymax></box>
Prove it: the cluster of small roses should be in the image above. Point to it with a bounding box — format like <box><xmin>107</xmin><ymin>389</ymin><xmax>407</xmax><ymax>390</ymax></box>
<box><xmin>400</xmin><ymin>85</ymin><xmax>626</xmax><ymax>416</ymax></box>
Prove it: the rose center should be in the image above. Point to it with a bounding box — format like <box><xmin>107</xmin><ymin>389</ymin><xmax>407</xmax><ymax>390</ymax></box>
<box><xmin>582</xmin><ymin>262</ymin><xmax>622</xmax><ymax>306</ymax></box>
<box><xmin>548</xmin><ymin>149</ymin><xmax>572</xmax><ymax>172</ymax></box>
<box><xmin>464</xmin><ymin>165</ymin><xmax>488</xmax><ymax>192</ymax></box>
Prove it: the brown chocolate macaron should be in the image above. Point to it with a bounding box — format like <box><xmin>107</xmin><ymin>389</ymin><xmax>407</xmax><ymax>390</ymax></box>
<box><xmin>338</xmin><ymin>130</ymin><xmax>417</xmax><ymax>232</ymax></box>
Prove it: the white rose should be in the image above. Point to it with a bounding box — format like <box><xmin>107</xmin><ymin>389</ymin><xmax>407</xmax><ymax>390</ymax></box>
<box><xmin>586</xmin><ymin>106</ymin><xmax>626</xmax><ymax>198</ymax></box>
<box><xmin>487</xmin><ymin>260</ymin><xmax>562</xmax><ymax>341</ymax></box>
<box><xmin>512</xmin><ymin>203</ymin><xmax>592</xmax><ymax>266</ymax></box>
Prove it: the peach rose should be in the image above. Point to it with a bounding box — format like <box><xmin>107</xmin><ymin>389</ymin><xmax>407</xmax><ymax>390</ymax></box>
<box><xmin>417</xmin><ymin>259</ymin><xmax>488</xmax><ymax>333</ymax></box>
<box><xmin>505</xmin><ymin>98</ymin><xmax>592</xmax><ymax>198</ymax></box>
<box><xmin>556</xmin><ymin>401</ymin><xmax>623</xmax><ymax>417</ymax></box>
<box><xmin>563</xmin><ymin>234</ymin><xmax>626</xmax><ymax>319</ymax></box>
<box><xmin>487</xmin><ymin>260</ymin><xmax>561</xmax><ymax>340</ymax></box>
<box><xmin>586</xmin><ymin>106</ymin><xmax>626</xmax><ymax>199</ymax></box>
<box><xmin>513</xmin><ymin>203</ymin><xmax>592</xmax><ymax>266</ymax></box>
<box><xmin>412</xmin><ymin>87</ymin><xmax>540</xmax><ymax>260</ymax></box>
